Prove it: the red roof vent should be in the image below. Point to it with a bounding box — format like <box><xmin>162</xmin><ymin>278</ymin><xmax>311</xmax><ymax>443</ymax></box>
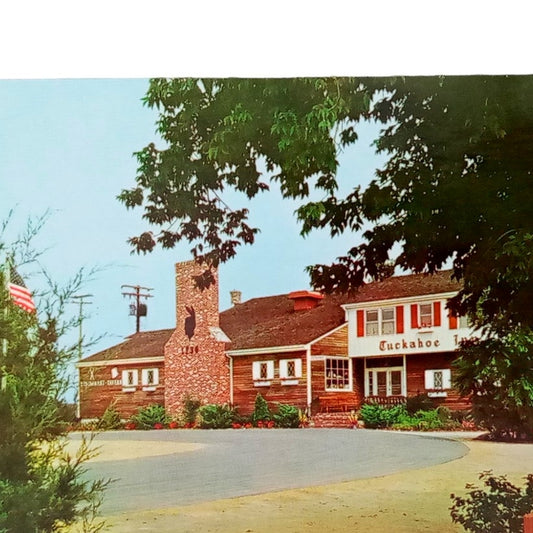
<box><xmin>288</xmin><ymin>290</ymin><xmax>324</xmax><ymax>311</ymax></box>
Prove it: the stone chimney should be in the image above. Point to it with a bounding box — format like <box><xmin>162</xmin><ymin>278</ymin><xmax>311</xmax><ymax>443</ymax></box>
<box><xmin>164</xmin><ymin>260</ymin><xmax>230</xmax><ymax>414</ymax></box>
<box><xmin>230</xmin><ymin>290</ymin><xmax>242</xmax><ymax>306</ymax></box>
<box><xmin>288</xmin><ymin>290</ymin><xmax>324</xmax><ymax>311</ymax></box>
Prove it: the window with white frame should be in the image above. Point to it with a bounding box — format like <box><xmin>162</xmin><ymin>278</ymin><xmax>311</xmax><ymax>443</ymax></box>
<box><xmin>279</xmin><ymin>358</ymin><xmax>302</xmax><ymax>381</ymax></box>
<box><xmin>366</xmin><ymin>309</ymin><xmax>379</xmax><ymax>335</ymax></box>
<box><xmin>141</xmin><ymin>368</ymin><xmax>159</xmax><ymax>389</ymax></box>
<box><xmin>365</xmin><ymin>367</ymin><xmax>404</xmax><ymax>397</ymax></box>
<box><xmin>252</xmin><ymin>360</ymin><xmax>274</xmax><ymax>386</ymax></box>
<box><xmin>459</xmin><ymin>314</ymin><xmax>470</xmax><ymax>329</ymax></box>
<box><xmin>325</xmin><ymin>358</ymin><xmax>351</xmax><ymax>391</ymax></box>
<box><xmin>419</xmin><ymin>303</ymin><xmax>433</xmax><ymax>327</ymax></box>
<box><xmin>365</xmin><ymin>308</ymin><xmax>395</xmax><ymax>336</ymax></box>
<box><xmin>425</xmin><ymin>369</ymin><xmax>452</xmax><ymax>390</ymax></box>
<box><xmin>121</xmin><ymin>369</ymin><xmax>138</xmax><ymax>391</ymax></box>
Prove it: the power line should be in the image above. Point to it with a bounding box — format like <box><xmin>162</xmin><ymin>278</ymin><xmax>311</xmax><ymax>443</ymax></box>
<box><xmin>121</xmin><ymin>284</ymin><xmax>153</xmax><ymax>333</ymax></box>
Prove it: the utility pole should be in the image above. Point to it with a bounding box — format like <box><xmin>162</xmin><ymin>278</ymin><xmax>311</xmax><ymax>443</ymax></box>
<box><xmin>71</xmin><ymin>294</ymin><xmax>93</xmax><ymax>360</ymax></box>
<box><xmin>71</xmin><ymin>294</ymin><xmax>93</xmax><ymax>421</ymax></box>
<box><xmin>121</xmin><ymin>285</ymin><xmax>153</xmax><ymax>333</ymax></box>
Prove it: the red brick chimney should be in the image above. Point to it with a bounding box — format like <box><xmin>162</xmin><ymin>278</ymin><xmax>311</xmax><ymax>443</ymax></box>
<box><xmin>164</xmin><ymin>260</ymin><xmax>230</xmax><ymax>414</ymax></box>
<box><xmin>288</xmin><ymin>290</ymin><xmax>324</xmax><ymax>311</ymax></box>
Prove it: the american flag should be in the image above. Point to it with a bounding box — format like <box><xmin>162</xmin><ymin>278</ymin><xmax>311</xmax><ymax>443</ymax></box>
<box><xmin>8</xmin><ymin>265</ymin><xmax>36</xmax><ymax>313</ymax></box>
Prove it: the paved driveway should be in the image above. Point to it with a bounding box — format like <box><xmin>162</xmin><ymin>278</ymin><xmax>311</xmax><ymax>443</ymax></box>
<box><xmin>70</xmin><ymin>429</ymin><xmax>468</xmax><ymax>515</ymax></box>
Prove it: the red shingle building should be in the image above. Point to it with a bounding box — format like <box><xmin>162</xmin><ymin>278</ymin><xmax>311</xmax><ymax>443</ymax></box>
<box><xmin>78</xmin><ymin>261</ymin><xmax>472</xmax><ymax>421</ymax></box>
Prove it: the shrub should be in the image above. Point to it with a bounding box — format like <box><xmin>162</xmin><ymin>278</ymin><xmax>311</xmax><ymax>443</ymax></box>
<box><xmin>273</xmin><ymin>404</ymin><xmax>300</xmax><ymax>428</ymax></box>
<box><xmin>97</xmin><ymin>405</ymin><xmax>122</xmax><ymax>430</ymax></box>
<box><xmin>450</xmin><ymin>471</ymin><xmax>533</xmax><ymax>532</ymax></box>
<box><xmin>198</xmin><ymin>404</ymin><xmax>235</xmax><ymax>429</ymax></box>
<box><xmin>130</xmin><ymin>404</ymin><xmax>170</xmax><ymax>430</ymax></box>
<box><xmin>359</xmin><ymin>403</ymin><xmax>407</xmax><ymax>429</ymax></box>
<box><xmin>405</xmin><ymin>393</ymin><xmax>435</xmax><ymax>415</ymax></box>
<box><xmin>251</xmin><ymin>393</ymin><xmax>272</xmax><ymax>425</ymax></box>
<box><xmin>182</xmin><ymin>394</ymin><xmax>201</xmax><ymax>426</ymax></box>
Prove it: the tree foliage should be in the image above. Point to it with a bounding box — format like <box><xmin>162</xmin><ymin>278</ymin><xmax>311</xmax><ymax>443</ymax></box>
<box><xmin>120</xmin><ymin>77</ymin><xmax>533</xmax><ymax>437</ymax></box>
<box><xmin>120</xmin><ymin>76</ymin><xmax>533</xmax><ymax>330</ymax></box>
<box><xmin>0</xmin><ymin>225</ymin><xmax>107</xmax><ymax>532</ymax></box>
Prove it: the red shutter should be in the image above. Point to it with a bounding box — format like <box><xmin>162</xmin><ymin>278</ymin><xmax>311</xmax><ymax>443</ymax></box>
<box><xmin>357</xmin><ymin>310</ymin><xmax>365</xmax><ymax>337</ymax></box>
<box><xmin>433</xmin><ymin>301</ymin><xmax>441</xmax><ymax>327</ymax></box>
<box><xmin>396</xmin><ymin>305</ymin><xmax>404</xmax><ymax>334</ymax></box>
<box><xmin>449</xmin><ymin>311</ymin><xmax>458</xmax><ymax>330</ymax></box>
<box><xmin>410</xmin><ymin>304</ymin><xmax>419</xmax><ymax>329</ymax></box>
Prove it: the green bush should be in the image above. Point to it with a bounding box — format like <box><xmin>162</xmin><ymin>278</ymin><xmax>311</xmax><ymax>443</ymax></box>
<box><xmin>97</xmin><ymin>404</ymin><xmax>122</xmax><ymax>430</ymax></box>
<box><xmin>198</xmin><ymin>404</ymin><xmax>235</xmax><ymax>429</ymax></box>
<box><xmin>450</xmin><ymin>471</ymin><xmax>533</xmax><ymax>532</ymax></box>
<box><xmin>182</xmin><ymin>393</ymin><xmax>201</xmax><ymax>425</ymax></box>
<box><xmin>130</xmin><ymin>403</ymin><xmax>170</xmax><ymax>429</ymax></box>
<box><xmin>251</xmin><ymin>393</ymin><xmax>272</xmax><ymax>425</ymax></box>
<box><xmin>359</xmin><ymin>403</ymin><xmax>407</xmax><ymax>428</ymax></box>
<box><xmin>360</xmin><ymin>403</ymin><xmax>459</xmax><ymax>431</ymax></box>
<box><xmin>273</xmin><ymin>404</ymin><xmax>300</xmax><ymax>428</ymax></box>
<box><xmin>405</xmin><ymin>393</ymin><xmax>435</xmax><ymax>415</ymax></box>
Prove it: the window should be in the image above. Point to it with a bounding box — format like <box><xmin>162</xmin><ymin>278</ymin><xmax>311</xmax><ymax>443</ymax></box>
<box><xmin>279</xmin><ymin>358</ymin><xmax>302</xmax><ymax>383</ymax></box>
<box><xmin>121</xmin><ymin>369</ymin><xmax>138</xmax><ymax>391</ymax></box>
<box><xmin>365</xmin><ymin>367</ymin><xmax>404</xmax><ymax>397</ymax></box>
<box><xmin>425</xmin><ymin>369</ymin><xmax>452</xmax><ymax>397</ymax></box>
<box><xmin>419</xmin><ymin>303</ymin><xmax>433</xmax><ymax>327</ymax></box>
<box><xmin>381</xmin><ymin>308</ymin><xmax>395</xmax><ymax>334</ymax></box>
<box><xmin>141</xmin><ymin>368</ymin><xmax>159</xmax><ymax>390</ymax></box>
<box><xmin>325</xmin><ymin>358</ymin><xmax>351</xmax><ymax>391</ymax></box>
<box><xmin>365</xmin><ymin>308</ymin><xmax>396</xmax><ymax>336</ymax></box>
<box><xmin>459</xmin><ymin>315</ymin><xmax>470</xmax><ymax>329</ymax></box>
<box><xmin>252</xmin><ymin>360</ymin><xmax>274</xmax><ymax>386</ymax></box>
<box><xmin>366</xmin><ymin>310</ymin><xmax>379</xmax><ymax>335</ymax></box>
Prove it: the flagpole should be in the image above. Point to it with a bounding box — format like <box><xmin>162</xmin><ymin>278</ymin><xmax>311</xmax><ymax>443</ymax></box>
<box><xmin>1</xmin><ymin>254</ymin><xmax>10</xmax><ymax>391</ymax></box>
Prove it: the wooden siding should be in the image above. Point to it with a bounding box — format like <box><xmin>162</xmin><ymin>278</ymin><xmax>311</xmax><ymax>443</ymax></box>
<box><xmin>309</xmin><ymin>358</ymin><xmax>364</xmax><ymax>414</ymax></box>
<box><xmin>311</xmin><ymin>324</ymin><xmax>348</xmax><ymax>356</ymax></box>
<box><xmin>406</xmin><ymin>352</ymin><xmax>469</xmax><ymax>410</ymax></box>
<box><xmin>231</xmin><ymin>351</ymin><xmax>307</xmax><ymax>414</ymax></box>
<box><xmin>79</xmin><ymin>362</ymin><xmax>165</xmax><ymax>420</ymax></box>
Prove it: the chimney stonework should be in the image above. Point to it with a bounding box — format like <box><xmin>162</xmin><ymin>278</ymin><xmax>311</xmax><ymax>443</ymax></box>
<box><xmin>164</xmin><ymin>261</ymin><xmax>230</xmax><ymax>414</ymax></box>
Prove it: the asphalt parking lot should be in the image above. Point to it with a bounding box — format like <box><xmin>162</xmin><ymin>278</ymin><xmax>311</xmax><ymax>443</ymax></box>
<box><xmin>70</xmin><ymin>428</ymin><xmax>469</xmax><ymax>515</ymax></box>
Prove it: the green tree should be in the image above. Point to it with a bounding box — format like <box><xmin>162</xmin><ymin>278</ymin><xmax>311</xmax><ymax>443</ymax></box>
<box><xmin>0</xmin><ymin>227</ymin><xmax>107</xmax><ymax>532</ymax></box>
<box><xmin>120</xmin><ymin>77</ymin><xmax>533</xmax><ymax>436</ymax></box>
<box><xmin>119</xmin><ymin>76</ymin><xmax>533</xmax><ymax>327</ymax></box>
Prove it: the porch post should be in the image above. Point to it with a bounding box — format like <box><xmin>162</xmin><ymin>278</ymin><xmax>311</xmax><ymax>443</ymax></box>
<box><xmin>402</xmin><ymin>354</ymin><xmax>407</xmax><ymax>398</ymax></box>
<box><xmin>306</xmin><ymin>345</ymin><xmax>312</xmax><ymax>415</ymax></box>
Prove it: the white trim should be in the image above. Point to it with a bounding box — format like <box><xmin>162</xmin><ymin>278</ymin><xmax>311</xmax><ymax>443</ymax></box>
<box><xmin>308</xmin><ymin>322</ymin><xmax>348</xmax><ymax>346</ymax></box>
<box><xmin>324</xmin><ymin>357</ymin><xmax>353</xmax><ymax>392</ymax></box>
<box><xmin>365</xmin><ymin>366</ymin><xmax>405</xmax><ymax>397</ymax></box>
<box><xmin>306</xmin><ymin>345</ymin><xmax>312</xmax><ymax>412</ymax></box>
<box><xmin>227</xmin><ymin>345</ymin><xmax>306</xmax><ymax>356</ymax></box>
<box><xmin>78</xmin><ymin>356</ymin><xmax>164</xmax><ymax>368</ymax></box>
<box><xmin>227</xmin><ymin>323</ymin><xmax>348</xmax><ymax>357</ymax></box>
<box><xmin>141</xmin><ymin>367</ymin><xmax>159</xmax><ymax>386</ymax></box>
<box><xmin>228</xmin><ymin>355</ymin><xmax>234</xmax><ymax>406</ymax></box>
<box><xmin>342</xmin><ymin>291</ymin><xmax>458</xmax><ymax>310</ymax></box>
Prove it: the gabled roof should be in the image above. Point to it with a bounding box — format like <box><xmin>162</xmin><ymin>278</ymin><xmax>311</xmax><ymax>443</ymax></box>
<box><xmin>80</xmin><ymin>270</ymin><xmax>461</xmax><ymax>363</ymax></box>
<box><xmin>80</xmin><ymin>328</ymin><xmax>174</xmax><ymax>364</ymax></box>
<box><xmin>219</xmin><ymin>293</ymin><xmax>353</xmax><ymax>351</ymax></box>
<box><xmin>350</xmin><ymin>270</ymin><xmax>460</xmax><ymax>304</ymax></box>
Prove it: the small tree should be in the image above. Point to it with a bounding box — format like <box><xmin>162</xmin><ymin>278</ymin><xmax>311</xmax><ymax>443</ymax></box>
<box><xmin>251</xmin><ymin>393</ymin><xmax>271</xmax><ymax>425</ymax></box>
<box><xmin>0</xmin><ymin>219</ymin><xmax>108</xmax><ymax>532</ymax></box>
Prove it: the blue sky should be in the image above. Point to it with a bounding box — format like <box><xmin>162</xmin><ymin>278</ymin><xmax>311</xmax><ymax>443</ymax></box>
<box><xmin>0</xmin><ymin>3</ymin><xmax>522</xmax><ymax>401</ymax></box>
<box><xmin>0</xmin><ymin>79</ymin><xmax>385</xmax><ymax>362</ymax></box>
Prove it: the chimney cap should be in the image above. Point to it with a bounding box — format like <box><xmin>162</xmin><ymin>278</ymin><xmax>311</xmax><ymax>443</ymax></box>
<box><xmin>288</xmin><ymin>290</ymin><xmax>324</xmax><ymax>311</ymax></box>
<box><xmin>230</xmin><ymin>290</ymin><xmax>242</xmax><ymax>306</ymax></box>
<box><xmin>288</xmin><ymin>290</ymin><xmax>323</xmax><ymax>300</ymax></box>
